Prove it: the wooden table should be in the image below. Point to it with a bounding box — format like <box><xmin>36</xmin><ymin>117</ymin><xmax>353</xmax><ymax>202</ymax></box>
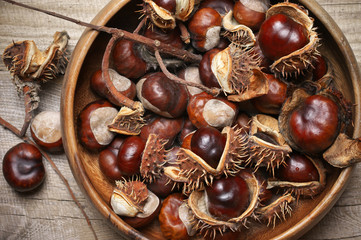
<box><xmin>0</xmin><ymin>0</ymin><xmax>360</xmax><ymax>239</ymax></box>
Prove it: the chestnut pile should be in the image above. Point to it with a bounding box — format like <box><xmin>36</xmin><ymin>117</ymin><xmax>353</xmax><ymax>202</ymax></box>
<box><xmin>77</xmin><ymin>0</ymin><xmax>359</xmax><ymax>239</ymax></box>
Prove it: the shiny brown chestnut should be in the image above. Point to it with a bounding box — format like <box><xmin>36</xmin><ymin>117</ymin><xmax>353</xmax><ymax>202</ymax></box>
<box><xmin>136</xmin><ymin>72</ymin><xmax>189</xmax><ymax>118</ymax></box>
<box><xmin>188</xmin><ymin>7</ymin><xmax>222</xmax><ymax>52</ymax></box>
<box><xmin>199</xmin><ymin>0</ymin><xmax>234</xmax><ymax>16</ymax></box>
<box><xmin>312</xmin><ymin>55</ymin><xmax>328</xmax><ymax>81</ymax></box>
<box><xmin>252</xmin><ymin>73</ymin><xmax>288</xmax><ymax>115</ymax></box>
<box><xmin>3</xmin><ymin>143</ymin><xmax>45</xmax><ymax>192</ymax></box>
<box><xmin>187</xmin><ymin>92</ymin><xmax>238</xmax><ymax>129</ymax></box>
<box><xmin>205</xmin><ymin>175</ymin><xmax>249</xmax><ymax>221</ymax></box>
<box><xmin>140</xmin><ymin>115</ymin><xmax>184</xmax><ymax>149</ymax></box>
<box><xmin>112</xmin><ymin>39</ymin><xmax>147</xmax><ymax>80</ymax></box>
<box><xmin>77</xmin><ymin>99</ymin><xmax>118</xmax><ymax>151</ymax></box>
<box><xmin>288</xmin><ymin>95</ymin><xmax>340</xmax><ymax>154</ymax></box>
<box><xmin>233</xmin><ymin>0</ymin><xmax>269</xmax><ymax>31</ymax></box>
<box><xmin>117</xmin><ymin>136</ymin><xmax>146</xmax><ymax>176</ymax></box>
<box><xmin>199</xmin><ymin>48</ymin><xmax>222</xmax><ymax>88</ymax></box>
<box><xmin>90</xmin><ymin>68</ymin><xmax>136</xmax><ymax>106</ymax></box>
<box><xmin>30</xmin><ymin>111</ymin><xmax>63</xmax><ymax>153</ymax></box>
<box><xmin>98</xmin><ymin>136</ymin><xmax>125</xmax><ymax>181</ymax></box>
<box><xmin>258</xmin><ymin>13</ymin><xmax>309</xmax><ymax>61</ymax></box>
<box><xmin>159</xmin><ymin>193</ymin><xmax>190</xmax><ymax>240</ymax></box>
<box><xmin>278</xmin><ymin>153</ymin><xmax>319</xmax><ymax>182</ymax></box>
<box><xmin>190</xmin><ymin>126</ymin><xmax>226</xmax><ymax>169</ymax></box>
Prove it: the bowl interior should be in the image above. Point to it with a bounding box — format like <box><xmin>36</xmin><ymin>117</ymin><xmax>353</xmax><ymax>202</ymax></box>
<box><xmin>62</xmin><ymin>0</ymin><xmax>360</xmax><ymax>239</ymax></box>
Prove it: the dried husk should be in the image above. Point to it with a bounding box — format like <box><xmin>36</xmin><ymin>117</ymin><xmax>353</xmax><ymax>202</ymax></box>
<box><xmin>140</xmin><ymin>133</ymin><xmax>169</xmax><ymax>182</ymax></box>
<box><xmin>3</xmin><ymin>31</ymin><xmax>69</xmax><ymax>83</ymax></box>
<box><xmin>210</xmin><ymin>44</ymin><xmax>267</xmax><ymax>101</ymax></box>
<box><xmin>175</xmin><ymin>0</ymin><xmax>195</xmax><ymax>21</ymax></box>
<box><xmin>185</xmin><ymin>171</ymin><xmax>260</xmax><ymax>238</ymax></box>
<box><xmin>255</xmin><ymin>193</ymin><xmax>295</xmax><ymax>227</ymax></box>
<box><xmin>265</xmin><ymin>2</ymin><xmax>320</xmax><ymax>78</ymax></box>
<box><xmin>247</xmin><ymin>114</ymin><xmax>292</xmax><ymax>173</ymax></box>
<box><xmin>143</xmin><ymin>0</ymin><xmax>176</xmax><ymax>29</ymax></box>
<box><xmin>111</xmin><ymin>179</ymin><xmax>148</xmax><ymax>217</ymax></box>
<box><xmin>323</xmin><ymin>133</ymin><xmax>361</xmax><ymax>168</ymax></box>
<box><xmin>267</xmin><ymin>156</ymin><xmax>327</xmax><ymax>198</ymax></box>
<box><xmin>163</xmin><ymin>126</ymin><xmax>249</xmax><ymax>194</ymax></box>
<box><xmin>108</xmin><ymin>101</ymin><xmax>145</xmax><ymax>135</ymax></box>
<box><xmin>222</xmin><ymin>11</ymin><xmax>256</xmax><ymax>47</ymax></box>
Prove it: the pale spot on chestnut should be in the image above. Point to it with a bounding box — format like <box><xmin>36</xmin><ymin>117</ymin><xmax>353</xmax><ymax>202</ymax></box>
<box><xmin>90</xmin><ymin>107</ymin><xmax>118</xmax><ymax>145</ymax></box>
<box><xmin>203</xmin><ymin>99</ymin><xmax>236</xmax><ymax>128</ymax></box>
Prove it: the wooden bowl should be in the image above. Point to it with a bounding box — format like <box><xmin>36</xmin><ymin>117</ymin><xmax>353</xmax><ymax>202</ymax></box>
<box><xmin>61</xmin><ymin>0</ymin><xmax>361</xmax><ymax>239</ymax></box>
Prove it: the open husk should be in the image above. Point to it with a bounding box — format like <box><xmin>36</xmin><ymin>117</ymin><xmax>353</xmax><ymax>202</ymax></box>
<box><xmin>267</xmin><ymin>156</ymin><xmax>327</xmax><ymax>198</ymax></box>
<box><xmin>222</xmin><ymin>10</ymin><xmax>256</xmax><ymax>47</ymax></box>
<box><xmin>163</xmin><ymin>126</ymin><xmax>249</xmax><ymax>194</ymax></box>
<box><xmin>210</xmin><ymin>44</ymin><xmax>268</xmax><ymax>101</ymax></box>
<box><xmin>265</xmin><ymin>2</ymin><xmax>320</xmax><ymax>78</ymax></box>
<box><xmin>247</xmin><ymin>114</ymin><xmax>292</xmax><ymax>173</ymax></box>
<box><xmin>185</xmin><ymin>171</ymin><xmax>260</xmax><ymax>238</ymax></box>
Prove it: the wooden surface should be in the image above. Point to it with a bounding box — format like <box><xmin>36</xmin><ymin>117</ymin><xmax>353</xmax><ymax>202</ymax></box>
<box><xmin>0</xmin><ymin>0</ymin><xmax>360</xmax><ymax>239</ymax></box>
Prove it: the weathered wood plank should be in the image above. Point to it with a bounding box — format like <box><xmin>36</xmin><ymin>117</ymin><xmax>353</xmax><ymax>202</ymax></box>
<box><xmin>0</xmin><ymin>0</ymin><xmax>360</xmax><ymax>239</ymax></box>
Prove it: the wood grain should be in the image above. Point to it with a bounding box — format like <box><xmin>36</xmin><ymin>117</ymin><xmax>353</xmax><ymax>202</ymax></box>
<box><xmin>0</xmin><ymin>0</ymin><xmax>361</xmax><ymax>239</ymax></box>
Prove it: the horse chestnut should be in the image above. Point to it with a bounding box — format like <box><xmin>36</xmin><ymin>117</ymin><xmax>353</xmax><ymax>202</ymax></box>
<box><xmin>252</xmin><ymin>73</ymin><xmax>288</xmax><ymax>115</ymax></box>
<box><xmin>98</xmin><ymin>136</ymin><xmax>125</xmax><ymax>181</ymax></box>
<box><xmin>3</xmin><ymin>143</ymin><xmax>45</xmax><ymax>192</ymax></box>
<box><xmin>258</xmin><ymin>13</ymin><xmax>309</xmax><ymax>60</ymax></box>
<box><xmin>90</xmin><ymin>68</ymin><xmax>136</xmax><ymax>106</ymax></box>
<box><xmin>278</xmin><ymin>153</ymin><xmax>319</xmax><ymax>182</ymax></box>
<box><xmin>188</xmin><ymin>7</ymin><xmax>222</xmax><ymax>52</ymax></box>
<box><xmin>137</xmin><ymin>72</ymin><xmax>189</xmax><ymax>118</ymax></box>
<box><xmin>190</xmin><ymin>126</ymin><xmax>226</xmax><ymax>169</ymax></box>
<box><xmin>288</xmin><ymin>95</ymin><xmax>340</xmax><ymax>154</ymax></box>
<box><xmin>117</xmin><ymin>136</ymin><xmax>146</xmax><ymax>176</ymax></box>
<box><xmin>30</xmin><ymin>111</ymin><xmax>63</xmax><ymax>153</ymax></box>
<box><xmin>233</xmin><ymin>0</ymin><xmax>269</xmax><ymax>31</ymax></box>
<box><xmin>199</xmin><ymin>48</ymin><xmax>222</xmax><ymax>88</ymax></box>
<box><xmin>187</xmin><ymin>92</ymin><xmax>237</xmax><ymax>129</ymax></box>
<box><xmin>77</xmin><ymin>99</ymin><xmax>118</xmax><ymax>151</ymax></box>
<box><xmin>112</xmin><ymin>39</ymin><xmax>147</xmax><ymax>80</ymax></box>
<box><xmin>205</xmin><ymin>176</ymin><xmax>249</xmax><ymax>221</ymax></box>
<box><xmin>159</xmin><ymin>193</ymin><xmax>190</xmax><ymax>240</ymax></box>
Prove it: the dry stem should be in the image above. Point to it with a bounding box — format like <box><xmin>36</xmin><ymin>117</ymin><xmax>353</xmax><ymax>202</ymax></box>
<box><xmin>0</xmin><ymin>116</ymin><xmax>98</xmax><ymax>240</ymax></box>
<box><xmin>2</xmin><ymin>0</ymin><xmax>202</xmax><ymax>63</ymax></box>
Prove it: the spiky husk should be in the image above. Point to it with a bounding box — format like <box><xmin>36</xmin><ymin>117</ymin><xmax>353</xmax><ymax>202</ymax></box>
<box><xmin>108</xmin><ymin>102</ymin><xmax>145</xmax><ymax>135</ymax></box>
<box><xmin>211</xmin><ymin>44</ymin><xmax>262</xmax><ymax>97</ymax></box>
<box><xmin>114</xmin><ymin>178</ymin><xmax>149</xmax><ymax>212</ymax></box>
<box><xmin>247</xmin><ymin>114</ymin><xmax>292</xmax><ymax>174</ymax></box>
<box><xmin>175</xmin><ymin>0</ymin><xmax>194</xmax><ymax>21</ymax></box>
<box><xmin>143</xmin><ymin>0</ymin><xmax>176</xmax><ymax>29</ymax></box>
<box><xmin>222</xmin><ymin>11</ymin><xmax>256</xmax><ymax>47</ymax></box>
<box><xmin>255</xmin><ymin>193</ymin><xmax>295</xmax><ymax>228</ymax></box>
<box><xmin>267</xmin><ymin>156</ymin><xmax>327</xmax><ymax>198</ymax></box>
<box><xmin>163</xmin><ymin>126</ymin><xmax>249</xmax><ymax>194</ymax></box>
<box><xmin>265</xmin><ymin>2</ymin><xmax>320</xmax><ymax>78</ymax></box>
<box><xmin>2</xmin><ymin>31</ymin><xmax>69</xmax><ymax>83</ymax></box>
<box><xmin>186</xmin><ymin>171</ymin><xmax>260</xmax><ymax>238</ymax></box>
<box><xmin>140</xmin><ymin>134</ymin><xmax>169</xmax><ymax>182</ymax></box>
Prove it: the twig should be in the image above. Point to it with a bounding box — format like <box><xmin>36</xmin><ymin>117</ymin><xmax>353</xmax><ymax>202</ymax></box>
<box><xmin>0</xmin><ymin>116</ymin><xmax>98</xmax><ymax>240</ymax></box>
<box><xmin>2</xmin><ymin>0</ymin><xmax>202</xmax><ymax>63</ymax></box>
<box><xmin>19</xmin><ymin>86</ymin><xmax>33</xmax><ymax>137</ymax></box>
<box><xmin>101</xmin><ymin>35</ymin><xmax>137</xmax><ymax>109</ymax></box>
<box><xmin>154</xmin><ymin>50</ymin><xmax>221</xmax><ymax>96</ymax></box>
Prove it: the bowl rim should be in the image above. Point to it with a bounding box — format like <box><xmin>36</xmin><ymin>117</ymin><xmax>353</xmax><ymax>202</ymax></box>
<box><xmin>61</xmin><ymin>0</ymin><xmax>361</xmax><ymax>239</ymax></box>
